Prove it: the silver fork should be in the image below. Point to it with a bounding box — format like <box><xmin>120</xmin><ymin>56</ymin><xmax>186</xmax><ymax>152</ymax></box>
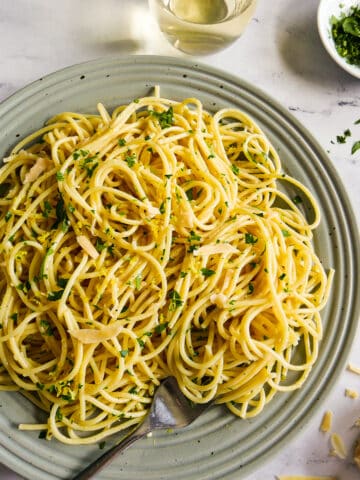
<box><xmin>72</xmin><ymin>376</ymin><xmax>212</xmax><ymax>480</ymax></box>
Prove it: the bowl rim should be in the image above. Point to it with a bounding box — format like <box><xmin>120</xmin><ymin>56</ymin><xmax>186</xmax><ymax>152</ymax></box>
<box><xmin>317</xmin><ymin>0</ymin><xmax>360</xmax><ymax>79</ymax></box>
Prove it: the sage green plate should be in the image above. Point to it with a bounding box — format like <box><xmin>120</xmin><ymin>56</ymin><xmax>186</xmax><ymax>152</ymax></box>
<box><xmin>0</xmin><ymin>55</ymin><xmax>359</xmax><ymax>480</ymax></box>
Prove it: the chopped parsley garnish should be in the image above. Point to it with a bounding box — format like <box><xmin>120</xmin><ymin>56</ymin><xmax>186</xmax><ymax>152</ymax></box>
<box><xmin>351</xmin><ymin>140</ymin><xmax>360</xmax><ymax>154</ymax></box>
<box><xmin>134</xmin><ymin>274</ymin><xmax>142</xmax><ymax>290</ymax></box>
<box><xmin>231</xmin><ymin>164</ymin><xmax>239</xmax><ymax>175</ymax></box>
<box><xmin>248</xmin><ymin>283</ymin><xmax>254</xmax><ymax>294</ymax></box>
<box><xmin>125</xmin><ymin>153</ymin><xmax>136</xmax><ymax>168</ymax></box>
<box><xmin>200</xmin><ymin>268</ymin><xmax>216</xmax><ymax>277</ymax></box>
<box><xmin>151</xmin><ymin>107</ymin><xmax>174</xmax><ymax>129</ymax></box>
<box><xmin>159</xmin><ymin>200</ymin><xmax>166</xmax><ymax>214</ymax></box>
<box><xmin>40</xmin><ymin>319</ymin><xmax>54</xmax><ymax>336</ymax></box>
<box><xmin>336</xmin><ymin>129</ymin><xmax>351</xmax><ymax>143</ymax></box>
<box><xmin>245</xmin><ymin>233</ymin><xmax>258</xmax><ymax>244</ymax></box>
<box><xmin>180</xmin><ymin>271</ymin><xmax>188</xmax><ymax>278</ymax></box>
<box><xmin>95</xmin><ymin>238</ymin><xmax>107</xmax><ymax>252</ymax></box>
<box><xmin>188</xmin><ymin>230</ymin><xmax>201</xmax><ymax>242</ymax></box>
<box><xmin>118</xmin><ymin>138</ymin><xmax>126</xmax><ymax>147</ymax></box>
<box><xmin>282</xmin><ymin>229</ymin><xmax>291</xmax><ymax>237</ymax></box>
<box><xmin>53</xmin><ymin>195</ymin><xmax>69</xmax><ymax>232</ymax></box>
<box><xmin>38</xmin><ymin>430</ymin><xmax>47</xmax><ymax>439</ymax></box>
<box><xmin>42</xmin><ymin>200</ymin><xmax>52</xmax><ymax>218</ymax></box>
<box><xmin>279</xmin><ymin>273</ymin><xmax>286</xmax><ymax>280</ymax></box>
<box><xmin>56</xmin><ymin>171</ymin><xmax>65</xmax><ymax>181</ymax></box>
<box><xmin>331</xmin><ymin>6</ymin><xmax>360</xmax><ymax>66</ymax></box>
<box><xmin>47</xmin><ymin>290</ymin><xmax>64</xmax><ymax>301</ymax></box>
<box><xmin>155</xmin><ymin>322</ymin><xmax>169</xmax><ymax>334</ymax></box>
<box><xmin>120</xmin><ymin>349</ymin><xmax>128</xmax><ymax>358</ymax></box>
<box><xmin>4</xmin><ymin>211</ymin><xmax>12</xmax><ymax>222</ymax></box>
<box><xmin>168</xmin><ymin>290</ymin><xmax>183</xmax><ymax>311</ymax></box>
<box><xmin>293</xmin><ymin>195</ymin><xmax>302</xmax><ymax>204</ymax></box>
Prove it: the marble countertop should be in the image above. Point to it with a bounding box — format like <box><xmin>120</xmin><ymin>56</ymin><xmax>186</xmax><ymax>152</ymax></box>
<box><xmin>0</xmin><ymin>0</ymin><xmax>359</xmax><ymax>479</ymax></box>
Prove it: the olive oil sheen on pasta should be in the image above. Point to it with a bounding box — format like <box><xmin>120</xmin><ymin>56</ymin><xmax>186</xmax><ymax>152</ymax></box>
<box><xmin>149</xmin><ymin>0</ymin><xmax>257</xmax><ymax>55</ymax></box>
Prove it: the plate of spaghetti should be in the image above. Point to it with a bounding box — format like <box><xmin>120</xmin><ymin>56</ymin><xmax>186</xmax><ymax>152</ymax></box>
<box><xmin>0</xmin><ymin>56</ymin><xmax>359</xmax><ymax>480</ymax></box>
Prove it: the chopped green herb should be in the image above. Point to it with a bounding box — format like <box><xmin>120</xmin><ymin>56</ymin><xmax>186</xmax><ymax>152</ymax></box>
<box><xmin>293</xmin><ymin>195</ymin><xmax>302</xmax><ymax>204</ymax></box>
<box><xmin>57</xmin><ymin>277</ymin><xmax>68</xmax><ymax>288</ymax></box>
<box><xmin>56</xmin><ymin>171</ymin><xmax>65</xmax><ymax>181</ymax></box>
<box><xmin>145</xmin><ymin>135</ymin><xmax>151</xmax><ymax>141</ymax></box>
<box><xmin>151</xmin><ymin>107</ymin><xmax>174</xmax><ymax>129</ymax></box>
<box><xmin>186</xmin><ymin>188</ymin><xmax>194</xmax><ymax>201</ymax></box>
<box><xmin>118</xmin><ymin>138</ymin><xmax>126</xmax><ymax>147</ymax></box>
<box><xmin>99</xmin><ymin>441</ymin><xmax>106</xmax><ymax>450</ymax></box>
<box><xmin>351</xmin><ymin>140</ymin><xmax>360</xmax><ymax>154</ymax></box>
<box><xmin>125</xmin><ymin>153</ymin><xmax>136</xmax><ymax>168</ymax></box>
<box><xmin>231</xmin><ymin>164</ymin><xmax>239</xmax><ymax>175</ymax></box>
<box><xmin>133</xmin><ymin>98</ymin><xmax>140</xmax><ymax>103</ymax></box>
<box><xmin>56</xmin><ymin>409</ymin><xmax>63</xmax><ymax>422</ymax></box>
<box><xmin>129</xmin><ymin>386</ymin><xmax>138</xmax><ymax>394</ymax></box>
<box><xmin>40</xmin><ymin>319</ymin><xmax>54</xmax><ymax>336</ymax></box>
<box><xmin>159</xmin><ymin>201</ymin><xmax>166</xmax><ymax>214</ymax></box>
<box><xmin>168</xmin><ymin>290</ymin><xmax>183</xmax><ymax>311</ymax></box>
<box><xmin>134</xmin><ymin>274</ymin><xmax>142</xmax><ymax>290</ymax></box>
<box><xmin>155</xmin><ymin>322</ymin><xmax>169</xmax><ymax>334</ymax></box>
<box><xmin>120</xmin><ymin>349</ymin><xmax>128</xmax><ymax>358</ymax></box>
<box><xmin>331</xmin><ymin>6</ymin><xmax>360</xmax><ymax>66</ymax></box>
<box><xmin>200</xmin><ymin>268</ymin><xmax>216</xmax><ymax>277</ymax></box>
<box><xmin>36</xmin><ymin>382</ymin><xmax>44</xmax><ymax>390</ymax></box>
<box><xmin>187</xmin><ymin>244</ymin><xmax>199</xmax><ymax>253</ymax></box>
<box><xmin>245</xmin><ymin>233</ymin><xmax>258</xmax><ymax>244</ymax></box>
<box><xmin>279</xmin><ymin>273</ymin><xmax>286</xmax><ymax>280</ymax></box>
<box><xmin>47</xmin><ymin>290</ymin><xmax>64</xmax><ymax>301</ymax></box>
<box><xmin>137</xmin><ymin>338</ymin><xmax>145</xmax><ymax>348</ymax></box>
<box><xmin>5</xmin><ymin>211</ymin><xmax>12</xmax><ymax>222</ymax></box>
<box><xmin>188</xmin><ymin>230</ymin><xmax>201</xmax><ymax>242</ymax></box>
<box><xmin>43</xmin><ymin>200</ymin><xmax>52</xmax><ymax>218</ymax></box>
<box><xmin>248</xmin><ymin>283</ymin><xmax>254</xmax><ymax>294</ymax></box>
<box><xmin>95</xmin><ymin>238</ymin><xmax>107</xmax><ymax>252</ymax></box>
<box><xmin>68</xmin><ymin>204</ymin><xmax>75</xmax><ymax>213</ymax></box>
<box><xmin>282</xmin><ymin>229</ymin><xmax>291</xmax><ymax>237</ymax></box>
<box><xmin>180</xmin><ymin>271</ymin><xmax>188</xmax><ymax>278</ymax></box>
<box><xmin>38</xmin><ymin>430</ymin><xmax>47</xmax><ymax>439</ymax></box>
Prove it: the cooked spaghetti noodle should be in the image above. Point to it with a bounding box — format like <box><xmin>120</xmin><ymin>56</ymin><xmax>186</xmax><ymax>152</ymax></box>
<box><xmin>0</xmin><ymin>88</ymin><xmax>332</xmax><ymax>444</ymax></box>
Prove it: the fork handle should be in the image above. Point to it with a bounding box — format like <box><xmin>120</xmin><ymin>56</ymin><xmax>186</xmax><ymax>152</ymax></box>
<box><xmin>72</xmin><ymin>422</ymin><xmax>150</xmax><ymax>480</ymax></box>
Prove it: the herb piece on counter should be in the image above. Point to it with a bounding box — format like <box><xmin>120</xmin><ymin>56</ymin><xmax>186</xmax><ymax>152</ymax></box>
<box><xmin>352</xmin><ymin>140</ymin><xmax>360</xmax><ymax>154</ymax></box>
<box><xmin>331</xmin><ymin>5</ymin><xmax>360</xmax><ymax>66</ymax></box>
<box><xmin>336</xmin><ymin>128</ymin><xmax>351</xmax><ymax>144</ymax></box>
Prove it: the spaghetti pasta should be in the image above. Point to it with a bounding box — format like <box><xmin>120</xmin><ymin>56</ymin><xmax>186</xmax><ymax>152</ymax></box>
<box><xmin>0</xmin><ymin>89</ymin><xmax>332</xmax><ymax>444</ymax></box>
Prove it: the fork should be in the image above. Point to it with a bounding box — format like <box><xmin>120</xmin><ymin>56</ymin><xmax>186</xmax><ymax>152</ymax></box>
<box><xmin>72</xmin><ymin>376</ymin><xmax>212</xmax><ymax>480</ymax></box>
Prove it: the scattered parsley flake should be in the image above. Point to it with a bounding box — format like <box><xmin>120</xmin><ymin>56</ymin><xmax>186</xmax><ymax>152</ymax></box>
<box><xmin>351</xmin><ymin>140</ymin><xmax>360</xmax><ymax>154</ymax></box>
<box><xmin>200</xmin><ymin>268</ymin><xmax>216</xmax><ymax>277</ymax></box>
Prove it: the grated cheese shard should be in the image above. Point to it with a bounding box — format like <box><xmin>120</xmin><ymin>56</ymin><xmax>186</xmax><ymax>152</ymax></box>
<box><xmin>210</xmin><ymin>293</ymin><xmax>228</xmax><ymax>309</ymax></box>
<box><xmin>330</xmin><ymin>432</ymin><xmax>347</xmax><ymax>459</ymax></box>
<box><xmin>347</xmin><ymin>363</ymin><xmax>360</xmax><ymax>375</ymax></box>
<box><xmin>194</xmin><ymin>244</ymin><xmax>238</xmax><ymax>256</ymax></box>
<box><xmin>76</xmin><ymin>235</ymin><xmax>99</xmax><ymax>259</ymax></box>
<box><xmin>23</xmin><ymin>157</ymin><xmax>49</xmax><ymax>183</ymax></box>
<box><xmin>345</xmin><ymin>388</ymin><xmax>359</xmax><ymax>399</ymax></box>
<box><xmin>320</xmin><ymin>410</ymin><xmax>333</xmax><ymax>433</ymax></box>
<box><xmin>69</xmin><ymin>322</ymin><xmax>122</xmax><ymax>344</ymax></box>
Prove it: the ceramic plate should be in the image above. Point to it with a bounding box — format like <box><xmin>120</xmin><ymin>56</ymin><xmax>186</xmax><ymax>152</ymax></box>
<box><xmin>0</xmin><ymin>56</ymin><xmax>359</xmax><ymax>480</ymax></box>
<box><xmin>317</xmin><ymin>0</ymin><xmax>360</xmax><ymax>79</ymax></box>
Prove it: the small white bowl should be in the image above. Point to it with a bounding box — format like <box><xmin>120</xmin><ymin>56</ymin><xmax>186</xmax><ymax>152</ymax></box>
<box><xmin>317</xmin><ymin>0</ymin><xmax>360</xmax><ymax>78</ymax></box>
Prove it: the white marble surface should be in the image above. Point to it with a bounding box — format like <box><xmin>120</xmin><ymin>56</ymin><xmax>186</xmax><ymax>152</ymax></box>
<box><xmin>0</xmin><ymin>0</ymin><xmax>359</xmax><ymax>479</ymax></box>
